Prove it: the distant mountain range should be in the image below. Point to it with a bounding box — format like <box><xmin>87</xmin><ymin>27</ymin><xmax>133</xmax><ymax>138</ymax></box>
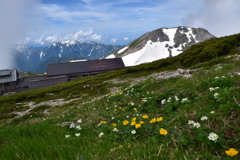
<box><xmin>13</xmin><ymin>41</ymin><xmax>123</xmax><ymax>73</ymax></box>
<box><xmin>13</xmin><ymin>26</ymin><xmax>215</xmax><ymax>73</ymax></box>
<box><xmin>107</xmin><ymin>26</ymin><xmax>215</xmax><ymax>66</ymax></box>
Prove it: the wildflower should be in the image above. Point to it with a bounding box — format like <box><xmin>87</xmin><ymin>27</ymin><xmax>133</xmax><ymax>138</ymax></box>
<box><xmin>119</xmin><ymin>107</ymin><xmax>123</xmax><ymax>110</ymax></box>
<box><xmin>77</xmin><ymin>119</ymin><xmax>82</xmax><ymax>123</ymax></box>
<box><xmin>133</xmin><ymin>108</ymin><xmax>137</xmax><ymax>111</ymax></box>
<box><xmin>123</xmin><ymin>120</ymin><xmax>129</xmax><ymax>125</ymax></box>
<box><xmin>214</xmin><ymin>93</ymin><xmax>219</xmax><ymax>99</ymax></box>
<box><xmin>210</xmin><ymin>111</ymin><xmax>215</xmax><ymax>114</ymax></box>
<box><xmin>98</xmin><ymin>132</ymin><xmax>104</xmax><ymax>137</ymax></box>
<box><xmin>114</xmin><ymin>109</ymin><xmax>117</xmax><ymax>111</ymax></box>
<box><xmin>132</xmin><ymin>117</ymin><xmax>136</xmax><ymax>121</ymax></box>
<box><xmin>65</xmin><ymin>135</ymin><xmax>70</xmax><ymax>138</ymax></box>
<box><xmin>141</xmin><ymin>98</ymin><xmax>147</xmax><ymax>102</ymax></box>
<box><xmin>112</xmin><ymin>128</ymin><xmax>119</xmax><ymax>132</ymax></box>
<box><xmin>159</xmin><ymin>128</ymin><xmax>168</xmax><ymax>135</ymax></box>
<box><xmin>150</xmin><ymin>118</ymin><xmax>157</xmax><ymax>123</ymax></box>
<box><xmin>167</xmin><ymin>97</ymin><xmax>172</xmax><ymax>103</ymax></box>
<box><xmin>175</xmin><ymin>96</ymin><xmax>179</xmax><ymax>101</ymax></box>
<box><xmin>131</xmin><ymin>130</ymin><xmax>136</xmax><ymax>134</ymax></box>
<box><xmin>157</xmin><ymin>117</ymin><xmax>163</xmax><ymax>122</ymax></box>
<box><xmin>70</xmin><ymin>123</ymin><xmax>75</xmax><ymax>129</ymax></box>
<box><xmin>112</xmin><ymin>123</ymin><xmax>117</xmax><ymax>127</ymax></box>
<box><xmin>76</xmin><ymin>125</ymin><xmax>81</xmax><ymax>130</ymax></box>
<box><xmin>182</xmin><ymin>98</ymin><xmax>188</xmax><ymax>103</ymax></box>
<box><xmin>99</xmin><ymin>121</ymin><xmax>107</xmax><ymax>124</ymax></box>
<box><xmin>135</xmin><ymin>123</ymin><xmax>141</xmax><ymax>129</ymax></box>
<box><xmin>215</xmin><ymin>76</ymin><xmax>219</xmax><ymax>79</ymax></box>
<box><xmin>222</xmin><ymin>76</ymin><xmax>226</xmax><ymax>78</ymax></box>
<box><xmin>225</xmin><ymin>148</ymin><xmax>238</xmax><ymax>156</ymax></box>
<box><xmin>112</xmin><ymin>117</ymin><xmax>115</xmax><ymax>120</ymax></box>
<box><xmin>131</xmin><ymin>121</ymin><xmax>136</xmax><ymax>126</ymax></box>
<box><xmin>208</xmin><ymin>132</ymin><xmax>218</xmax><ymax>142</ymax></box>
<box><xmin>161</xmin><ymin>99</ymin><xmax>166</xmax><ymax>105</ymax></box>
<box><xmin>188</xmin><ymin>120</ymin><xmax>194</xmax><ymax>125</ymax></box>
<box><xmin>201</xmin><ymin>116</ymin><xmax>208</xmax><ymax>121</ymax></box>
<box><xmin>142</xmin><ymin>115</ymin><xmax>148</xmax><ymax>119</ymax></box>
<box><xmin>126</xmin><ymin>116</ymin><xmax>129</xmax><ymax>118</ymax></box>
<box><xmin>209</xmin><ymin>87</ymin><xmax>215</xmax><ymax>92</ymax></box>
<box><xmin>193</xmin><ymin>122</ymin><xmax>200</xmax><ymax>128</ymax></box>
<box><xmin>140</xmin><ymin>121</ymin><xmax>145</xmax><ymax>124</ymax></box>
<box><xmin>75</xmin><ymin>133</ymin><xmax>80</xmax><ymax>137</ymax></box>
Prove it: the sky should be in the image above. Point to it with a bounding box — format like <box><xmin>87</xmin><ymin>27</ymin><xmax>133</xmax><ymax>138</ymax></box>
<box><xmin>15</xmin><ymin>0</ymin><xmax>240</xmax><ymax>46</ymax></box>
<box><xmin>0</xmin><ymin>0</ymin><xmax>240</xmax><ymax>69</ymax></box>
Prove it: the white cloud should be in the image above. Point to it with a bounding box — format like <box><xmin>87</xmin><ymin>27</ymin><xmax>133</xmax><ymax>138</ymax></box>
<box><xmin>124</xmin><ymin>37</ymin><xmax>129</xmax><ymax>41</ymax></box>
<box><xmin>183</xmin><ymin>0</ymin><xmax>240</xmax><ymax>36</ymax></box>
<box><xmin>111</xmin><ymin>38</ymin><xmax>117</xmax><ymax>43</ymax></box>
<box><xmin>40</xmin><ymin>4</ymin><xmax>111</xmax><ymax>23</ymax></box>
<box><xmin>0</xmin><ymin>0</ymin><xmax>40</xmax><ymax>69</ymax></box>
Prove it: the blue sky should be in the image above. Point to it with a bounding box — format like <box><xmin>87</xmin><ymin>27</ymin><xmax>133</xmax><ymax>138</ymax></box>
<box><xmin>6</xmin><ymin>0</ymin><xmax>240</xmax><ymax>45</ymax></box>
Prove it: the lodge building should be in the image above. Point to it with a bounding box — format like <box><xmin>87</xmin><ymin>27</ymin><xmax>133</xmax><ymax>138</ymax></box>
<box><xmin>0</xmin><ymin>58</ymin><xmax>125</xmax><ymax>95</ymax></box>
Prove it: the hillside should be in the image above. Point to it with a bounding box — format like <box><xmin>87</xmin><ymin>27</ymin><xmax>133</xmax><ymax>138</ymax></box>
<box><xmin>0</xmin><ymin>34</ymin><xmax>239</xmax><ymax>159</ymax></box>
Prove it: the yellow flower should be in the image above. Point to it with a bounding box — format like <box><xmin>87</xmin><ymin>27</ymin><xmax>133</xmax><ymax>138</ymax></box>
<box><xmin>150</xmin><ymin>118</ymin><xmax>157</xmax><ymax>123</ymax></box>
<box><xmin>123</xmin><ymin>120</ymin><xmax>129</xmax><ymax>125</ymax></box>
<box><xmin>99</xmin><ymin>121</ymin><xmax>107</xmax><ymax>124</ymax></box>
<box><xmin>142</xmin><ymin>115</ymin><xmax>148</xmax><ymax>119</ymax></box>
<box><xmin>119</xmin><ymin>107</ymin><xmax>123</xmax><ymax>110</ymax></box>
<box><xmin>139</xmin><ymin>105</ymin><xmax>142</xmax><ymax>107</ymax></box>
<box><xmin>157</xmin><ymin>117</ymin><xmax>163</xmax><ymax>122</ymax></box>
<box><xmin>140</xmin><ymin>121</ymin><xmax>144</xmax><ymax>124</ymax></box>
<box><xmin>135</xmin><ymin>123</ymin><xmax>141</xmax><ymax>129</ymax></box>
<box><xmin>131</xmin><ymin>121</ymin><xmax>136</xmax><ymax>126</ymax></box>
<box><xmin>225</xmin><ymin>148</ymin><xmax>238</xmax><ymax>156</ymax></box>
<box><xmin>159</xmin><ymin>128</ymin><xmax>168</xmax><ymax>135</ymax></box>
<box><xmin>133</xmin><ymin>108</ymin><xmax>137</xmax><ymax>111</ymax></box>
<box><xmin>112</xmin><ymin>123</ymin><xmax>117</xmax><ymax>126</ymax></box>
<box><xmin>132</xmin><ymin>117</ymin><xmax>136</xmax><ymax>121</ymax></box>
<box><xmin>114</xmin><ymin>109</ymin><xmax>117</xmax><ymax>111</ymax></box>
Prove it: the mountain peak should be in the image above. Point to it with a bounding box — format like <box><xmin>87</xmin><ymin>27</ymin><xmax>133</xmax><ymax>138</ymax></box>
<box><xmin>107</xmin><ymin>26</ymin><xmax>215</xmax><ymax>66</ymax></box>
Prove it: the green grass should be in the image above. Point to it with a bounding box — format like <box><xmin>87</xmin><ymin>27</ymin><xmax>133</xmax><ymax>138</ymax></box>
<box><xmin>0</xmin><ymin>34</ymin><xmax>240</xmax><ymax>159</ymax></box>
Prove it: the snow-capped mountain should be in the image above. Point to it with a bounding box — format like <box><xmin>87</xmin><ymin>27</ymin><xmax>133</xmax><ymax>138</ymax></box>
<box><xmin>107</xmin><ymin>26</ymin><xmax>215</xmax><ymax>66</ymax></box>
<box><xmin>14</xmin><ymin>41</ymin><xmax>123</xmax><ymax>73</ymax></box>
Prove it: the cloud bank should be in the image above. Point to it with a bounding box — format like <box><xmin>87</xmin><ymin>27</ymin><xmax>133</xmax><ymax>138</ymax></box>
<box><xmin>183</xmin><ymin>0</ymin><xmax>240</xmax><ymax>37</ymax></box>
<box><xmin>0</xmin><ymin>0</ymin><xmax>39</xmax><ymax>69</ymax></box>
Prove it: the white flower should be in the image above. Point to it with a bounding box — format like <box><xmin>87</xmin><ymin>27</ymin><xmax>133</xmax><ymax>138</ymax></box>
<box><xmin>77</xmin><ymin>119</ymin><xmax>82</xmax><ymax>123</ymax></box>
<box><xmin>175</xmin><ymin>96</ymin><xmax>179</xmax><ymax>101</ymax></box>
<box><xmin>221</xmin><ymin>76</ymin><xmax>226</xmax><ymax>78</ymax></box>
<box><xmin>201</xmin><ymin>116</ymin><xmax>208</xmax><ymax>121</ymax></box>
<box><xmin>214</xmin><ymin>93</ymin><xmax>219</xmax><ymax>99</ymax></box>
<box><xmin>167</xmin><ymin>97</ymin><xmax>172</xmax><ymax>103</ymax></box>
<box><xmin>75</xmin><ymin>133</ymin><xmax>80</xmax><ymax>137</ymax></box>
<box><xmin>215</xmin><ymin>76</ymin><xmax>219</xmax><ymax>79</ymax></box>
<box><xmin>210</xmin><ymin>111</ymin><xmax>215</xmax><ymax>114</ymax></box>
<box><xmin>131</xmin><ymin>130</ymin><xmax>136</xmax><ymax>134</ymax></box>
<box><xmin>182</xmin><ymin>98</ymin><xmax>188</xmax><ymax>103</ymax></box>
<box><xmin>112</xmin><ymin>117</ymin><xmax>115</xmax><ymax>120</ymax></box>
<box><xmin>112</xmin><ymin>128</ymin><xmax>119</xmax><ymax>132</ymax></box>
<box><xmin>161</xmin><ymin>99</ymin><xmax>166</xmax><ymax>104</ymax></box>
<box><xmin>215</xmin><ymin>87</ymin><xmax>220</xmax><ymax>90</ymax></box>
<box><xmin>106</xmin><ymin>107</ymin><xmax>109</xmax><ymax>110</ymax></box>
<box><xmin>98</xmin><ymin>132</ymin><xmax>104</xmax><ymax>137</ymax></box>
<box><xmin>208</xmin><ymin>132</ymin><xmax>218</xmax><ymax>142</ymax></box>
<box><xmin>65</xmin><ymin>135</ymin><xmax>70</xmax><ymax>138</ymax></box>
<box><xmin>188</xmin><ymin>120</ymin><xmax>195</xmax><ymax>125</ymax></box>
<box><xmin>209</xmin><ymin>87</ymin><xmax>215</xmax><ymax>92</ymax></box>
<box><xmin>126</xmin><ymin>116</ymin><xmax>129</xmax><ymax>118</ymax></box>
<box><xmin>193</xmin><ymin>122</ymin><xmax>200</xmax><ymax>128</ymax></box>
<box><xmin>70</xmin><ymin>123</ymin><xmax>75</xmax><ymax>129</ymax></box>
<box><xmin>76</xmin><ymin>125</ymin><xmax>81</xmax><ymax>130</ymax></box>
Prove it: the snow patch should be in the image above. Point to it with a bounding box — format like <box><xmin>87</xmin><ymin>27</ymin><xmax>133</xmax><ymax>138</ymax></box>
<box><xmin>106</xmin><ymin>54</ymin><xmax>116</xmax><ymax>59</ymax></box>
<box><xmin>70</xmin><ymin>59</ymin><xmax>87</xmax><ymax>62</ymax></box>
<box><xmin>118</xmin><ymin>46</ymin><xmax>129</xmax><ymax>54</ymax></box>
<box><xmin>40</xmin><ymin>51</ymin><xmax>45</xmax><ymax>60</ymax></box>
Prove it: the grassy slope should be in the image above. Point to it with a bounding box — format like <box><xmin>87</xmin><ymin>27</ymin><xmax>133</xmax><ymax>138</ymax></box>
<box><xmin>0</xmin><ymin>34</ymin><xmax>240</xmax><ymax>159</ymax></box>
